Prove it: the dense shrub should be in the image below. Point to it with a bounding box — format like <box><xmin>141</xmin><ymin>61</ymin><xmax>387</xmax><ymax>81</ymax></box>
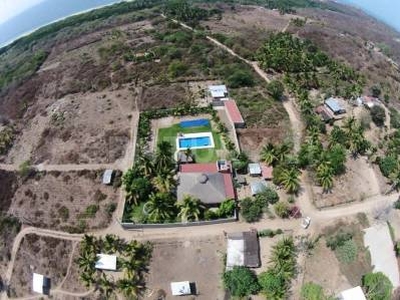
<box><xmin>370</xmin><ymin>105</ymin><xmax>386</xmax><ymax>127</ymax></box>
<box><xmin>336</xmin><ymin>239</ymin><xmax>358</xmax><ymax>263</ymax></box>
<box><xmin>240</xmin><ymin>197</ymin><xmax>262</xmax><ymax>223</ymax></box>
<box><xmin>258</xmin><ymin>270</ymin><xmax>286</xmax><ymax>299</ymax></box>
<box><xmin>362</xmin><ymin>272</ymin><xmax>392</xmax><ymax>300</ymax></box>
<box><xmin>300</xmin><ymin>282</ymin><xmax>329</xmax><ymax>300</ymax></box>
<box><xmin>378</xmin><ymin>155</ymin><xmax>398</xmax><ymax>177</ymax></box>
<box><xmin>326</xmin><ymin>230</ymin><xmax>353</xmax><ymax>250</ymax></box>
<box><xmin>223</xmin><ymin>266</ymin><xmax>260</xmax><ymax>297</ymax></box>
<box><xmin>267</xmin><ymin>80</ymin><xmax>285</xmax><ymax>101</ymax></box>
<box><xmin>227</xmin><ymin>70</ymin><xmax>255</xmax><ymax>88</ymax></box>
<box><xmin>274</xmin><ymin>202</ymin><xmax>290</xmax><ymax>218</ymax></box>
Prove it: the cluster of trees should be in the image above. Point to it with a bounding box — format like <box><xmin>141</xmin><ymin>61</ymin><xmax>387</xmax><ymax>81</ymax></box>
<box><xmin>123</xmin><ymin>141</ymin><xmax>235</xmax><ymax>223</ymax></box>
<box><xmin>260</xmin><ymin>142</ymin><xmax>301</xmax><ymax>194</ymax></box>
<box><xmin>240</xmin><ymin>186</ymin><xmax>279</xmax><ymax>222</ymax></box>
<box><xmin>76</xmin><ymin>234</ymin><xmax>152</xmax><ymax>298</ymax></box>
<box><xmin>223</xmin><ymin>237</ymin><xmax>296</xmax><ymax>298</ymax></box>
<box><xmin>163</xmin><ymin>0</ymin><xmax>219</xmax><ymax>25</ymax></box>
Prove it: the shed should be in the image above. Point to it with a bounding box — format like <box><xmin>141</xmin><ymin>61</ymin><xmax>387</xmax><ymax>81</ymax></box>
<box><xmin>102</xmin><ymin>169</ymin><xmax>114</xmax><ymax>185</ymax></box>
<box><xmin>250</xmin><ymin>181</ymin><xmax>267</xmax><ymax>196</ymax></box>
<box><xmin>325</xmin><ymin>97</ymin><xmax>346</xmax><ymax>115</ymax></box>
<box><xmin>261</xmin><ymin>164</ymin><xmax>273</xmax><ymax>180</ymax></box>
<box><xmin>32</xmin><ymin>273</ymin><xmax>51</xmax><ymax>295</ymax></box>
<box><xmin>339</xmin><ymin>286</ymin><xmax>366</xmax><ymax>300</ymax></box>
<box><xmin>95</xmin><ymin>254</ymin><xmax>117</xmax><ymax>271</ymax></box>
<box><xmin>226</xmin><ymin>231</ymin><xmax>260</xmax><ymax>270</ymax></box>
<box><xmin>171</xmin><ymin>281</ymin><xmax>192</xmax><ymax>296</ymax></box>
<box><xmin>248</xmin><ymin>163</ymin><xmax>262</xmax><ymax>176</ymax></box>
<box><xmin>208</xmin><ymin>85</ymin><xmax>228</xmax><ymax>99</ymax></box>
<box><xmin>236</xmin><ymin>175</ymin><xmax>247</xmax><ymax>185</ymax></box>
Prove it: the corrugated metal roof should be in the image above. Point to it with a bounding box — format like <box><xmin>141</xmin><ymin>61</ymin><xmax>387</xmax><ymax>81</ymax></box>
<box><xmin>95</xmin><ymin>254</ymin><xmax>117</xmax><ymax>271</ymax></box>
<box><xmin>102</xmin><ymin>169</ymin><xmax>113</xmax><ymax>185</ymax></box>
<box><xmin>325</xmin><ymin>97</ymin><xmax>344</xmax><ymax>113</ymax></box>
<box><xmin>250</xmin><ymin>181</ymin><xmax>267</xmax><ymax>195</ymax></box>
<box><xmin>248</xmin><ymin>163</ymin><xmax>262</xmax><ymax>175</ymax></box>
<box><xmin>209</xmin><ymin>85</ymin><xmax>228</xmax><ymax>98</ymax></box>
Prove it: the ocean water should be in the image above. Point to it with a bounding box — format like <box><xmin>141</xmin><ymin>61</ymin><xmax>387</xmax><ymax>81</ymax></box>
<box><xmin>0</xmin><ymin>0</ymin><xmax>121</xmax><ymax>47</ymax></box>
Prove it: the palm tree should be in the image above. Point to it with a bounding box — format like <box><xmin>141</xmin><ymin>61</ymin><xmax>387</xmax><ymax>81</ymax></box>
<box><xmin>260</xmin><ymin>143</ymin><xmax>277</xmax><ymax>166</ymax></box>
<box><xmin>97</xmin><ymin>273</ymin><xmax>115</xmax><ymax>298</ymax></box>
<box><xmin>77</xmin><ymin>251</ymin><xmax>97</xmax><ymax>275</ymax></box>
<box><xmin>316</xmin><ymin>162</ymin><xmax>334</xmax><ymax>192</ymax></box>
<box><xmin>144</xmin><ymin>192</ymin><xmax>176</xmax><ymax>223</ymax></box>
<box><xmin>137</xmin><ymin>153</ymin><xmax>154</xmax><ymax>177</ymax></box>
<box><xmin>80</xmin><ymin>271</ymin><xmax>96</xmax><ymax>288</ymax></box>
<box><xmin>276</xmin><ymin>143</ymin><xmax>290</xmax><ymax>163</ymax></box>
<box><xmin>177</xmin><ymin>195</ymin><xmax>205</xmax><ymax>222</ymax></box>
<box><xmin>126</xmin><ymin>177</ymin><xmax>153</xmax><ymax>206</ymax></box>
<box><xmin>269</xmin><ymin>237</ymin><xmax>296</xmax><ymax>281</ymax></box>
<box><xmin>152</xmin><ymin>171</ymin><xmax>176</xmax><ymax>193</ymax></box>
<box><xmin>184</xmin><ymin>147</ymin><xmax>194</xmax><ymax>162</ymax></box>
<box><xmin>117</xmin><ymin>277</ymin><xmax>143</xmax><ymax>299</ymax></box>
<box><xmin>80</xmin><ymin>234</ymin><xmax>99</xmax><ymax>255</ymax></box>
<box><xmin>155</xmin><ymin>141</ymin><xmax>174</xmax><ymax>172</ymax></box>
<box><xmin>102</xmin><ymin>234</ymin><xmax>122</xmax><ymax>254</ymax></box>
<box><xmin>121</xmin><ymin>256</ymin><xmax>145</xmax><ymax>279</ymax></box>
<box><xmin>279</xmin><ymin>167</ymin><xmax>301</xmax><ymax>194</ymax></box>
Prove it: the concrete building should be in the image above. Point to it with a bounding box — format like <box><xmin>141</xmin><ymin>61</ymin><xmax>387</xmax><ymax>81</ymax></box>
<box><xmin>226</xmin><ymin>231</ymin><xmax>260</xmax><ymax>270</ymax></box>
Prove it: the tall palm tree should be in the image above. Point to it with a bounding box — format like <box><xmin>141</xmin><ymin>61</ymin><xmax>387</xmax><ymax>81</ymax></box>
<box><xmin>126</xmin><ymin>177</ymin><xmax>153</xmax><ymax>206</ymax></box>
<box><xmin>316</xmin><ymin>162</ymin><xmax>334</xmax><ymax>192</ymax></box>
<box><xmin>79</xmin><ymin>271</ymin><xmax>95</xmax><ymax>288</ymax></box>
<box><xmin>102</xmin><ymin>234</ymin><xmax>122</xmax><ymax>254</ymax></box>
<box><xmin>269</xmin><ymin>237</ymin><xmax>296</xmax><ymax>281</ymax></box>
<box><xmin>117</xmin><ymin>277</ymin><xmax>143</xmax><ymax>299</ymax></box>
<box><xmin>81</xmin><ymin>234</ymin><xmax>98</xmax><ymax>254</ymax></box>
<box><xmin>137</xmin><ymin>153</ymin><xmax>154</xmax><ymax>177</ymax></box>
<box><xmin>276</xmin><ymin>143</ymin><xmax>290</xmax><ymax>163</ymax></box>
<box><xmin>155</xmin><ymin>141</ymin><xmax>174</xmax><ymax>172</ymax></box>
<box><xmin>177</xmin><ymin>195</ymin><xmax>205</xmax><ymax>222</ymax></box>
<box><xmin>152</xmin><ymin>171</ymin><xmax>176</xmax><ymax>193</ymax></box>
<box><xmin>97</xmin><ymin>273</ymin><xmax>115</xmax><ymax>298</ymax></box>
<box><xmin>279</xmin><ymin>167</ymin><xmax>301</xmax><ymax>194</ymax></box>
<box><xmin>144</xmin><ymin>192</ymin><xmax>176</xmax><ymax>223</ymax></box>
<box><xmin>77</xmin><ymin>250</ymin><xmax>97</xmax><ymax>274</ymax></box>
<box><xmin>121</xmin><ymin>256</ymin><xmax>145</xmax><ymax>279</ymax></box>
<box><xmin>260</xmin><ymin>143</ymin><xmax>277</xmax><ymax>166</ymax></box>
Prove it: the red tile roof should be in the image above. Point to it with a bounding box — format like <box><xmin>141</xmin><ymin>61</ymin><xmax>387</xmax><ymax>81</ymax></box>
<box><xmin>223</xmin><ymin>173</ymin><xmax>236</xmax><ymax>199</ymax></box>
<box><xmin>224</xmin><ymin>100</ymin><xmax>244</xmax><ymax>124</ymax></box>
<box><xmin>261</xmin><ymin>164</ymin><xmax>273</xmax><ymax>180</ymax></box>
<box><xmin>180</xmin><ymin>163</ymin><xmax>218</xmax><ymax>173</ymax></box>
<box><xmin>179</xmin><ymin>163</ymin><xmax>236</xmax><ymax>200</ymax></box>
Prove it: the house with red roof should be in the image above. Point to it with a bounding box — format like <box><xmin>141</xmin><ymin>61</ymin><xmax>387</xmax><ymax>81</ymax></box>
<box><xmin>178</xmin><ymin>160</ymin><xmax>236</xmax><ymax>206</ymax></box>
<box><xmin>224</xmin><ymin>100</ymin><xmax>245</xmax><ymax>128</ymax></box>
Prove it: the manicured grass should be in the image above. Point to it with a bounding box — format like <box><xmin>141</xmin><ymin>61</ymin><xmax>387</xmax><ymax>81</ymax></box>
<box><xmin>157</xmin><ymin>121</ymin><xmax>223</xmax><ymax>163</ymax></box>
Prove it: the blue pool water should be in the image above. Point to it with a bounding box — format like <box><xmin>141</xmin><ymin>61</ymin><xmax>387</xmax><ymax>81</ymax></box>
<box><xmin>180</xmin><ymin>119</ymin><xmax>210</xmax><ymax>128</ymax></box>
<box><xmin>179</xmin><ymin>136</ymin><xmax>211</xmax><ymax>148</ymax></box>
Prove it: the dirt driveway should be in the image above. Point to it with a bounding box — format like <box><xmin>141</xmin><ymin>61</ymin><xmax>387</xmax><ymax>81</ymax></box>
<box><xmin>145</xmin><ymin>235</ymin><xmax>226</xmax><ymax>300</ymax></box>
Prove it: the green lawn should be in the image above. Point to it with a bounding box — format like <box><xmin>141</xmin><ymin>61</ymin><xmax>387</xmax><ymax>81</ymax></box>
<box><xmin>157</xmin><ymin>121</ymin><xmax>223</xmax><ymax>163</ymax></box>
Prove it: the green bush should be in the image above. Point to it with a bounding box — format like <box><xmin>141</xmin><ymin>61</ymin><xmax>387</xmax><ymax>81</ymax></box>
<box><xmin>370</xmin><ymin>105</ymin><xmax>386</xmax><ymax>127</ymax></box>
<box><xmin>223</xmin><ymin>266</ymin><xmax>260</xmax><ymax>297</ymax></box>
<box><xmin>267</xmin><ymin>80</ymin><xmax>285</xmax><ymax>101</ymax></box>
<box><xmin>168</xmin><ymin>60</ymin><xmax>188</xmax><ymax>78</ymax></box>
<box><xmin>227</xmin><ymin>70</ymin><xmax>254</xmax><ymax>88</ymax></box>
<box><xmin>300</xmin><ymin>282</ymin><xmax>330</xmax><ymax>300</ymax></box>
<box><xmin>335</xmin><ymin>239</ymin><xmax>358</xmax><ymax>263</ymax></box>
<box><xmin>379</xmin><ymin>155</ymin><xmax>398</xmax><ymax>177</ymax></box>
<box><xmin>258</xmin><ymin>229</ymin><xmax>283</xmax><ymax>238</ymax></box>
<box><xmin>105</xmin><ymin>203</ymin><xmax>117</xmax><ymax>217</ymax></box>
<box><xmin>258</xmin><ymin>270</ymin><xmax>286</xmax><ymax>299</ymax></box>
<box><xmin>240</xmin><ymin>197</ymin><xmax>262</xmax><ymax>223</ymax></box>
<box><xmin>326</xmin><ymin>230</ymin><xmax>353</xmax><ymax>250</ymax></box>
<box><xmin>85</xmin><ymin>205</ymin><xmax>99</xmax><ymax>218</ymax></box>
<box><xmin>274</xmin><ymin>202</ymin><xmax>290</xmax><ymax>218</ymax></box>
<box><xmin>362</xmin><ymin>272</ymin><xmax>392</xmax><ymax>300</ymax></box>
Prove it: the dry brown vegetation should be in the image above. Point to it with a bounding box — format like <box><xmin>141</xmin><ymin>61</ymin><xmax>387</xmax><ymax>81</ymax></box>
<box><xmin>8</xmin><ymin>170</ymin><xmax>119</xmax><ymax>232</ymax></box>
<box><xmin>8</xmin><ymin>235</ymin><xmax>73</xmax><ymax>298</ymax></box>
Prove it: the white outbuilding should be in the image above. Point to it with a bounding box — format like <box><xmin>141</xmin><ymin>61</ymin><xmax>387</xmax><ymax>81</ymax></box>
<box><xmin>32</xmin><ymin>273</ymin><xmax>51</xmax><ymax>295</ymax></box>
<box><xmin>339</xmin><ymin>286</ymin><xmax>366</xmax><ymax>300</ymax></box>
<box><xmin>170</xmin><ymin>281</ymin><xmax>192</xmax><ymax>296</ymax></box>
<box><xmin>95</xmin><ymin>254</ymin><xmax>117</xmax><ymax>271</ymax></box>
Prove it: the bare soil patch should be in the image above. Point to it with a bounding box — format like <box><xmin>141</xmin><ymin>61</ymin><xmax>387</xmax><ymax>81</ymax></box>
<box><xmin>312</xmin><ymin>157</ymin><xmax>380</xmax><ymax>208</ymax></box>
<box><xmin>140</xmin><ymin>83</ymin><xmax>189</xmax><ymax>111</ymax></box>
<box><xmin>145</xmin><ymin>235</ymin><xmax>226</xmax><ymax>300</ymax></box>
<box><xmin>8</xmin><ymin>234</ymin><xmax>73</xmax><ymax>298</ymax></box>
<box><xmin>8</xmin><ymin>170</ymin><xmax>119</xmax><ymax>232</ymax></box>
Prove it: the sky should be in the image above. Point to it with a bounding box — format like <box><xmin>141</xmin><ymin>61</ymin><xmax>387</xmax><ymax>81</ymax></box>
<box><xmin>339</xmin><ymin>0</ymin><xmax>400</xmax><ymax>31</ymax></box>
<box><xmin>0</xmin><ymin>0</ymin><xmax>44</xmax><ymax>25</ymax></box>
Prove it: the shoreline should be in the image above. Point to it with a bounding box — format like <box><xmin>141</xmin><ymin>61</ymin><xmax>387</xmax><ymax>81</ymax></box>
<box><xmin>0</xmin><ymin>0</ymin><xmax>125</xmax><ymax>49</ymax></box>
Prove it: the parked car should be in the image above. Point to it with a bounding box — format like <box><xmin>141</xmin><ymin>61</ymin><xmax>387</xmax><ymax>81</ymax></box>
<box><xmin>301</xmin><ymin>216</ymin><xmax>311</xmax><ymax>229</ymax></box>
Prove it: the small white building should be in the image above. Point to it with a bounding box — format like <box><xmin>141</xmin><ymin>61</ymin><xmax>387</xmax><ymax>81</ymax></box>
<box><xmin>208</xmin><ymin>85</ymin><xmax>228</xmax><ymax>99</ymax></box>
<box><xmin>32</xmin><ymin>273</ymin><xmax>51</xmax><ymax>295</ymax></box>
<box><xmin>339</xmin><ymin>286</ymin><xmax>366</xmax><ymax>300</ymax></box>
<box><xmin>170</xmin><ymin>281</ymin><xmax>192</xmax><ymax>296</ymax></box>
<box><xmin>102</xmin><ymin>169</ymin><xmax>114</xmax><ymax>185</ymax></box>
<box><xmin>248</xmin><ymin>163</ymin><xmax>262</xmax><ymax>176</ymax></box>
<box><xmin>250</xmin><ymin>181</ymin><xmax>267</xmax><ymax>196</ymax></box>
<box><xmin>95</xmin><ymin>254</ymin><xmax>117</xmax><ymax>271</ymax></box>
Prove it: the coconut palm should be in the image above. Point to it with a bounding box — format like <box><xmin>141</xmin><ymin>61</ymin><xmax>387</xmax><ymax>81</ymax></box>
<box><xmin>152</xmin><ymin>171</ymin><xmax>176</xmax><ymax>193</ymax></box>
<box><xmin>260</xmin><ymin>143</ymin><xmax>277</xmax><ymax>166</ymax></box>
<box><xmin>137</xmin><ymin>153</ymin><xmax>154</xmax><ymax>177</ymax></box>
<box><xmin>316</xmin><ymin>162</ymin><xmax>334</xmax><ymax>192</ymax></box>
<box><xmin>121</xmin><ymin>256</ymin><xmax>145</xmax><ymax>279</ymax></box>
<box><xmin>81</xmin><ymin>234</ymin><xmax>98</xmax><ymax>254</ymax></box>
<box><xmin>155</xmin><ymin>141</ymin><xmax>174</xmax><ymax>172</ymax></box>
<box><xmin>79</xmin><ymin>271</ymin><xmax>96</xmax><ymax>288</ymax></box>
<box><xmin>102</xmin><ymin>234</ymin><xmax>123</xmax><ymax>254</ymax></box>
<box><xmin>77</xmin><ymin>250</ymin><xmax>97</xmax><ymax>274</ymax></box>
<box><xmin>177</xmin><ymin>195</ymin><xmax>205</xmax><ymax>222</ymax></box>
<box><xmin>269</xmin><ymin>237</ymin><xmax>296</xmax><ymax>281</ymax></box>
<box><xmin>184</xmin><ymin>147</ymin><xmax>194</xmax><ymax>162</ymax></box>
<box><xmin>117</xmin><ymin>277</ymin><xmax>144</xmax><ymax>299</ymax></box>
<box><xmin>279</xmin><ymin>167</ymin><xmax>301</xmax><ymax>194</ymax></box>
<box><xmin>144</xmin><ymin>192</ymin><xmax>176</xmax><ymax>223</ymax></box>
<box><xmin>97</xmin><ymin>273</ymin><xmax>115</xmax><ymax>298</ymax></box>
<box><xmin>275</xmin><ymin>143</ymin><xmax>290</xmax><ymax>163</ymax></box>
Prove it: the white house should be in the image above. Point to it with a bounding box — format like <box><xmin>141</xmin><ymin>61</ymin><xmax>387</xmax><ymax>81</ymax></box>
<box><xmin>95</xmin><ymin>254</ymin><xmax>117</xmax><ymax>271</ymax></box>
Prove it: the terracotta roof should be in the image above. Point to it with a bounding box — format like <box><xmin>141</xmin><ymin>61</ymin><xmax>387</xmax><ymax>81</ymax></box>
<box><xmin>261</xmin><ymin>164</ymin><xmax>273</xmax><ymax>179</ymax></box>
<box><xmin>224</xmin><ymin>100</ymin><xmax>245</xmax><ymax>124</ymax></box>
<box><xmin>180</xmin><ymin>163</ymin><xmax>218</xmax><ymax>173</ymax></box>
<box><xmin>223</xmin><ymin>173</ymin><xmax>236</xmax><ymax>199</ymax></box>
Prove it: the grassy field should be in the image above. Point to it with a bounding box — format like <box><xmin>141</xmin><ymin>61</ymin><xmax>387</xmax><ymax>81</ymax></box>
<box><xmin>157</xmin><ymin>121</ymin><xmax>223</xmax><ymax>163</ymax></box>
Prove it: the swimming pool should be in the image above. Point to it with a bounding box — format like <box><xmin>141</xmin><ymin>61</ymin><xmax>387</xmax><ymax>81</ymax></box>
<box><xmin>176</xmin><ymin>132</ymin><xmax>215</xmax><ymax>150</ymax></box>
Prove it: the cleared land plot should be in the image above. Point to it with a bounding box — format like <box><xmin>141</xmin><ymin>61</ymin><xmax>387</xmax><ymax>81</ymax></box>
<box><xmin>145</xmin><ymin>235</ymin><xmax>226</xmax><ymax>299</ymax></box>
<box><xmin>156</xmin><ymin>118</ymin><xmax>224</xmax><ymax>163</ymax></box>
<box><xmin>6</xmin><ymin>88</ymin><xmax>134</xmax><ymax>165</ymax></box>
<box><xmin>312</xmin><ymin>158</ymin><xmax>380</xmax><ymax>208</ymax></box>
<box><xmin>303</xmin><ymin>239</ymin><xmax>351</xmax><ymax>295</ymax></box>
<box><xmin>8</xmin><ymin>235</ymin><xmax>73</xmax><ymax>298</ymax></box>
<box><xmin>8</xmin><ymin>170</ymin><xmax>119</xmax><ymax>232</ymax></box>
